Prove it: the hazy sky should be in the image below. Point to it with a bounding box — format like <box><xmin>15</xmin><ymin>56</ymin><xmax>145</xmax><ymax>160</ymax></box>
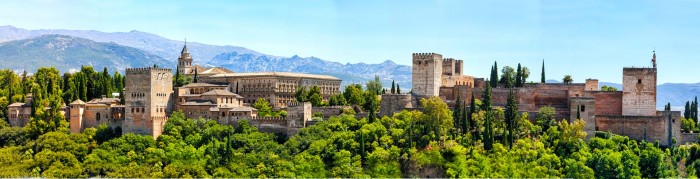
<box><xmin>2</xmin><ymin>0</ymin><xmax>700</xmax><ymax>84</ymax></box>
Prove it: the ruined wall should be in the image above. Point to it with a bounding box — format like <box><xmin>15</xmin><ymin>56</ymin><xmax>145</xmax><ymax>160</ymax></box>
<box><xmin>680</xmin><ymin>133</ymin><xmax>700</xmax><ymax>145</ymax></box>
<box><xmin>412</xmin><ymin>53</ymin><xmax>442</xmax><ymax>97</ymax></box>
<box><xmin>586</xmin><ymin>91</ymin><xmax>623</xmax><ymax>115</ymax></box>
<box><xmin>622</xmin><ymin>68</ymin><xmax>656</xmax><ymax>116</ymax></box>
<box><xmin>380</xmin><ymin>94</ymin><xmax>413</xmax><ymax>117</ymax></box>
<box><xmin>596</xmin><ymin>111</ymin><xmax>680</xmax><ymax>146</ymax></box>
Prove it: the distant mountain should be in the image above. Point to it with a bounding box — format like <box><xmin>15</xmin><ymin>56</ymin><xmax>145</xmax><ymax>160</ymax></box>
<box><xmin>0</xmin><ymin>35</ymin><xmax>169</xmax><ymax>73</ymax></box>
<box><xmin>208</xmin><ymin>52</ymin><xmax>412</xmax><ymax>87</ymax></box>
<box><xmin>0</xmin><ymin>25</ymin><xmax>264</xmax><ymax>64</ymax></box>
<box><xmin>0</xmin><ymin>25</ymin><xmax>413</xmax><ymax>87</ymax></box>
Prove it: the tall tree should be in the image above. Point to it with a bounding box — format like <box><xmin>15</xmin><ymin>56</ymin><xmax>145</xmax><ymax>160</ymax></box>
<box><xmin>684</xmin><ymin>101</ymin><xmax>690</xmax><ymax>119</ymax></box>
<box><xmin>469</xmin><ymin>92</ymin><xmax>478</xmax><ymax>140</ymax></box>
<box><xmin>490</xmin><ymin>62</ymin><xmax>499</xmax><ymax>88</ymax></box>
<box><xmin>505</xmin><ymin>88</ymin><xmax>518</xmax><ymax>148</ymax></box>
<box><xmin>454</xmin><ymin>93</ymin><xmax>462</xmax><ymax>134</ymax></box>
<box><xmin>396</xmin><ymin>84</ymin><xmax>401</xmax><ymax>94</ymax></box>
<box><xmin>295</xmin><ymin>86</ymin><xmax>309</xmax><ymax>102</ymax></box>
<box><xmin>366</xmin><ymin>75</ymin><xmax>382</xmax><ymax>95</ymax></box>
<box><xmin>541</xmin><ymin>60</ymin><xmax>546</xmax><ymax>83</ymax></box>
<box><xmin>516</xmin><ymin>63</ymin><xmax>523</xmax><ymax>87</ymax></box>
<box><xmin>390</xmin><ymin>80</ymin><xmax>396</xmax><ymax>94</ymax></box>
<box><xmin>521</xmin><ymin>66</ymin><xmax>530</xmax><ymax>85</ymax></box>
<box><xmin>500</xmin><ymin>66</ymin><xmax>516</xmax><ymax>88</ymax></box>
<box><xmin>693</xmin><ymin>96</ymin><xmax>698</xmax><ymax>124</ymax></box>
<box><xmin>483</xmin><ymin>81</ymin><xmax>494</xmax><ymax>150</ymax></box>
<box><xmin>101</xmin><ymin>67</ymin><xmax>112</xmax><ymax>97</ymax></box>
<box><xmin>193</xmin><ymin>68</ymin><xmax>199</xmax><ymax>83</ymax></box>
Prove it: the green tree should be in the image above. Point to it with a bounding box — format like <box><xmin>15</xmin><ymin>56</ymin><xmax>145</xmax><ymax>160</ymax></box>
<box><xmin>366</xmin><ymin>75</ymin><xmax>382</xmax><ymax>95</ymax></box>
<box><xmin>253</xmin><ymin>98</ymin><xmax>272</xmax><ymax>117</ymax></box>
<box><xmin>309</xmin><ymin>93</ymin><xmax>323</xmax><ymax>107</ymax></box>
<box><xmin>521</xmin><ymin>66</ymin><xmax>530</xmax><ymax>84</ymax></box>
<box><xmin>193</xmin><ymin>68</ymin><xmax>198</xmax><ymax>83</ymax></box>
<box><xmin>541</xmin><ymin>60</ymin><xmax>546</xmax><ymax>83</ymax></box>
<box><xmin>563</xmin><ymin>75</ymin><xmax>573</xmax><ymax>84</ymax></box>
<box><xmin>500</xmin><ymin>66</ymin><xmax>516</xmax><ymax>88</ymax></box>
<box><xmin>536</xmin><ymin>106</ymin><xmax>557</xmax><ymax>133</ymax></box>
<box><xmin>396</xmin><ymin>84</ymin><xmax>401</xmax><ymax>94</ymax></box>
<box><xmin>295</xmin><ymin>86</ymin><xmax>308</xmax><ymax>102</ymax></box>
<box><xmin>390</xmin><ymin>80</ymin><xmax>395</xmax><ymax>94</ymax></box>
<box><xmin>343</xmin><ymin>84</ymin><xmax>364</xmax><ymax>106</ymax></box>
<box><xmin>516</xmin><ymin>63</ymin><xmax>523</xmax><ymax>87</ymax></box>
<box><xmin>101</xmin><ymin>67</ymin><xmax>113</xmax><ymax>97</ymax></box>
<box><xmin>491</xmin><ymin>61</ymin><xmax>499</xmax><ymax>88</ymax></box>
<box><xmin>601</xmin><ymin>85</ymin><xmax>618</xmax><ymax>91</ymax></box>
<box><xmin>686</xmin><ymin>101</ymin><xmax>691</xmax><ymax>119</ymax></box>
<box><xmin>483</xmin><ymin>82</ymin><xmax>494</xmax><ymax>150</ymax></box>
<box><xmin>421</xmin><ymin>96</ymin><xmax>453</xmax><ymax>141</ymax></box>
<box><xmin>505</xmin><ymin>89</ymin><xmax>518</xmax><ymax>148</ymax></box>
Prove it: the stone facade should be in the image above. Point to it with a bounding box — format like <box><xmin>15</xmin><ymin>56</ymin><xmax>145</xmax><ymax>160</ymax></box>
<box><xmin>622</xmin><ymin>67</ymin><xmax>657</xmax><ymax>116</ymax></box>
<box><xmin>69</xmin><ymin>97</ymin><xmax>124</xmax><ymax>133</ymax></box>
<box><xmin>177</xmin><ymin>45</ymin><xmax>341</xmax><ymax>109</ymax></box>
<box><xmin>123</xmin><ymin>67</ymin><xmax>175</xmax><ymax>139</ymax></box>
<box><xmin>383</xmin><ymin>51</ymin><xmax>686</xmax><ymax>146</ymax></box>
<box><xmin>412</xmin><ymin>53</ymin><xmax>443</xmax><ymax>97</ymax></box>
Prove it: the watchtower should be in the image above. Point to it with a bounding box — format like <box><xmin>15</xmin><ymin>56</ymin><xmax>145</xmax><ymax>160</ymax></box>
<box><xmin>621</xmin><ymin>52</ymin><xmax>657</xmax><ymax>116</ymax></box>
<box><xmin>412</xmin><ymin>53</ymin><xmax>443</xmax><ymax>97</ymax></box>
<box><xmin>124</xmin><ymin>67</ymin><xmax>175</xmax><ymax>139</ymax></box>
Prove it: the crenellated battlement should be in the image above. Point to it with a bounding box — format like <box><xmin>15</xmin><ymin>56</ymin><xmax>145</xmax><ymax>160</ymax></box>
<box><xmin>126</xmin><ymin>67</ymin><xmax>172</xmax><ymax>73</ymax></box>
<box><xmin>249</xmin><ymin>116</ymin><xmax>287</xmax><ymax>121</ymax></box>
<box><xmin>443</xmin><ymin>58</ymin><xmax>456</xmax><ymax>62</ymax></box>
<box><xmin>412</xmin><ymin>53</ymin><xmax>442</xmax><ymax>59</ymax></box>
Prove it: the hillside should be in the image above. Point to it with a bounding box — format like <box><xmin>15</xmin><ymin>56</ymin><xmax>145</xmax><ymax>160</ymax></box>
<box><xmin>0</xmin><ymin>35</ymin><xmax>169</xmax><ymax>73</ymax></box>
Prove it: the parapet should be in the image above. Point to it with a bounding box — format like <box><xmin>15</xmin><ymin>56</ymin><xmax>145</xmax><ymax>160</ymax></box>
<box><xmin>412</xmin><ymin>53</ymin><xmax>442</xmax><ymax>59</ymax></box>
<box><xmin>126</xmin><ymin>67</ymin><xmax>173</xmax><ymax>74</ymax></box>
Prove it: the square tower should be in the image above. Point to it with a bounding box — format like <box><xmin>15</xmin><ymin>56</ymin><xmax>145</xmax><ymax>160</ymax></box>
<box><xmin>622</xmin><ymin>67</ymin><xmax>656</xmax><ymax>116</ymax></box>
<box><xmin>412</xmin><ymin>53</ymin><xmax>443</xmax><ymax>97</ymax></box>
<box><xmin>124</xmin><ymin>67</ymin><xmax>174</xmax><ymax>139</ymax></box>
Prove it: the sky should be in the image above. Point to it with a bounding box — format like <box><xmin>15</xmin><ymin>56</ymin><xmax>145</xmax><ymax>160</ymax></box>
<box><xmin>1</xmin><ymin>0</ymin><xmax>700</xmax><ymax>84</ymax></box>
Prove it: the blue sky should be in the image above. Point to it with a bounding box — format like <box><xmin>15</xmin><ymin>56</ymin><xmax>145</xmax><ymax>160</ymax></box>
<box><xmin>2</xmin><ymin>0</ymin><xmax>700</xmax><ymax>84</ymax></box>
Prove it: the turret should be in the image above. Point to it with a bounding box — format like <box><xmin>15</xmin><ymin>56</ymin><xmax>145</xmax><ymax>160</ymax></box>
<box><xmin>177</xmin><ymin>41</ymin><xmax>193</xmax><ymax>74</ymax></box>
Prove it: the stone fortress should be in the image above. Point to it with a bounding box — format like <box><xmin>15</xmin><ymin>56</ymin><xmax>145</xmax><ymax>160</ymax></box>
<box><xmin>7</xmin><ymin>44</ymin><xmax>341</xmax><ymax>139</ymax></box>
<box><xmin>382</xmin><ymin>51</ymin><xmax>692</xmax><ymax>146</ymax></box>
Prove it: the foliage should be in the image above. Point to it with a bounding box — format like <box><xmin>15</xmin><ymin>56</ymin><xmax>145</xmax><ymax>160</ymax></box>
<box><xmin>536</xmin><ymin>106</ymin><xmax>557</xmax><ymax>133</ymax></box>
<box><xmin>601</xmin><ymin>85</ymin><xmax>618</xmax><ymax>91</ymax></box>
<box><xmin>563</xmin><ymin>75</ymin><xmax>573</xmax><ymax>84</ymax></box>
<box><xmin>253</xmin><ymin>98</ymin><xmax>272</xmax><ymax>117</ymax></box>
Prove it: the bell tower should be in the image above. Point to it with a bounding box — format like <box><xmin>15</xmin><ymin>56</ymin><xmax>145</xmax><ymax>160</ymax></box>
<box><xmin>177</xmin><ymin>41</ymin><xmax>193</xmax><ymax>75</ymax></box>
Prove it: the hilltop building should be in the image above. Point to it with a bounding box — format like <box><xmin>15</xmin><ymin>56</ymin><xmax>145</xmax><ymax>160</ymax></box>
<box><xmin>7</xmin><ymin>44</ymin><xmax>334</xmax><ymax>138</ymax></box>
<box><xmin>382</xmin><ymin>51</ymin><xmax>690</xmax><ymax>146</ymax></box>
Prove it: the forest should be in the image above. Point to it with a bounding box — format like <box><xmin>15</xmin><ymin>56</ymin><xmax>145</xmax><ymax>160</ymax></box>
<box><xmin>0</xmin><ymin>66</ymin><xmax>699</xmax><ymax>178</ymax></box>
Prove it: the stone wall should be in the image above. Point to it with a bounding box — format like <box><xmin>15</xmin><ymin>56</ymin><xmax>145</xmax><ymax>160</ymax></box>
<box><xmin>680</xmin><ymin>133</ymin><xmax>700</xmax><ymax>145</ymax></box>
<box><xmin>570</xmin><ymin>97</ymin><xmax>596</xmax><ymax>139</ymax></box>
<box><xmin>412</xmin><ymin>53</ymin><xmax>443</xmax><ymax>97</ymax></box>
<box><xmin>596</xmin><ymin>111</ymin><xmax>680</xmax><ymax>146</ymax></box>
<box><xmin>585</xmin><ymin>79</ymin><xmax>599</xmax><ymax>91</ymax></box>
<box><xmin>587</xmin><ymin>91</ymin><xmax>623</xmax><ymax>115</ymax></box>
<box><xmin>622</xmin><ymin>68</ymin><xmax>656</xmax><ymax>116</ymax></box>
<box><xmin>312</xmin><ymin>106</ymin><xmax>344</xmax><ymax>118</ymax></box>
<box><xmin>379</xmin><ymin>94</ymin><xmax>413</xmax><ymax>117</ymax></box>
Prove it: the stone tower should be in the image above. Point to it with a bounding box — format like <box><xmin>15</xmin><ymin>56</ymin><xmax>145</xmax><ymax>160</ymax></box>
<box><xmin>69</xmin><ymin>99</ymin><xmax>86</xmax><ymax>133</ymax></box>
<box><xmin>412</xmin><ymin>53</ymin><xmax>443</xmax><ymax>97</ymax></box>
<box><xmin>124</xmin><ymin>67</ymin><xmax>174</xmax><ymax>139</ymax></box>
<box><xmin>621</xmin><ymin>52</ymin><xmax>657</xmax><ymax>116</ymax></box>
<box><xmin>177</xmin><ymin>43</ymin><xmax>193</xmax><ymax>75</ymax></box>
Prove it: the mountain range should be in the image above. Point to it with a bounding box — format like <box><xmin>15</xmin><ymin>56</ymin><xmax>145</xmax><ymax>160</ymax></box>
<box><xmin>0</xmin><ymin>25</ymin><xmax>698</xmax><ymax>109</ymax></box>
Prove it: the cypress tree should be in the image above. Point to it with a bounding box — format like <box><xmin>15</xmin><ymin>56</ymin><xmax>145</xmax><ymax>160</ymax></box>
<box><xmin>193</xmin><ymin>68</ymin><xmax>199</xmax><ymax>83</ymax></box>
<box><xmin>396</xmin><ymin>84</ymin><xmax>401</xmax><ymax>94</ymax></box>
<box><xmin>541</xmin><ymin>60</ymin><xmax>546</xmax><ymax>83</ymax></box>
<box><xmin>469</xmin><ymin>92</ymin><xmax>478</xmax><ymax>140</ymax></box>
<box><xmin>692</xmin><ymin>96</ymin><xmax>698</xmax><ymax>124</ymax></box>
<box><xmin>454</xmin><ymin>93</ymin><xmax>462</xmax><ymax>133</ymax></box>
<box><xmin>577</xmin><ymin>105</ymin><xmax>581</xmax><ymax>120</ymax></box>
<box><xmin>391</xmin><ymin>80</ymin><xmax>396</xmax><ymax>94</ymax></box>
<box><xmin>235</xmin><ymin>82</ymin><xmax>239</xmax><ymax>94</ymax></box>
<box><xmin>505</xmin><ymin>88</ymin><xmax>518</xmax><ymax>149</ymax></box>
<box><xmin>685</xmin><ymin>101</ymin><xmax>691</xmax><ymax>119</ymax></box>
<box><xmin>483</xmin><ymin>80</ymin><xmax>494</xmax><ymax>150</ymax></box>
<box><xmin>516</xmin><ymin>63</ymin><xmax>522</xmax><ymax>87</ymax></box>
<box><xmin>490</xmin><ymin>62</ymin><xmax>499</xmax><ymax>88</ymax></box>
